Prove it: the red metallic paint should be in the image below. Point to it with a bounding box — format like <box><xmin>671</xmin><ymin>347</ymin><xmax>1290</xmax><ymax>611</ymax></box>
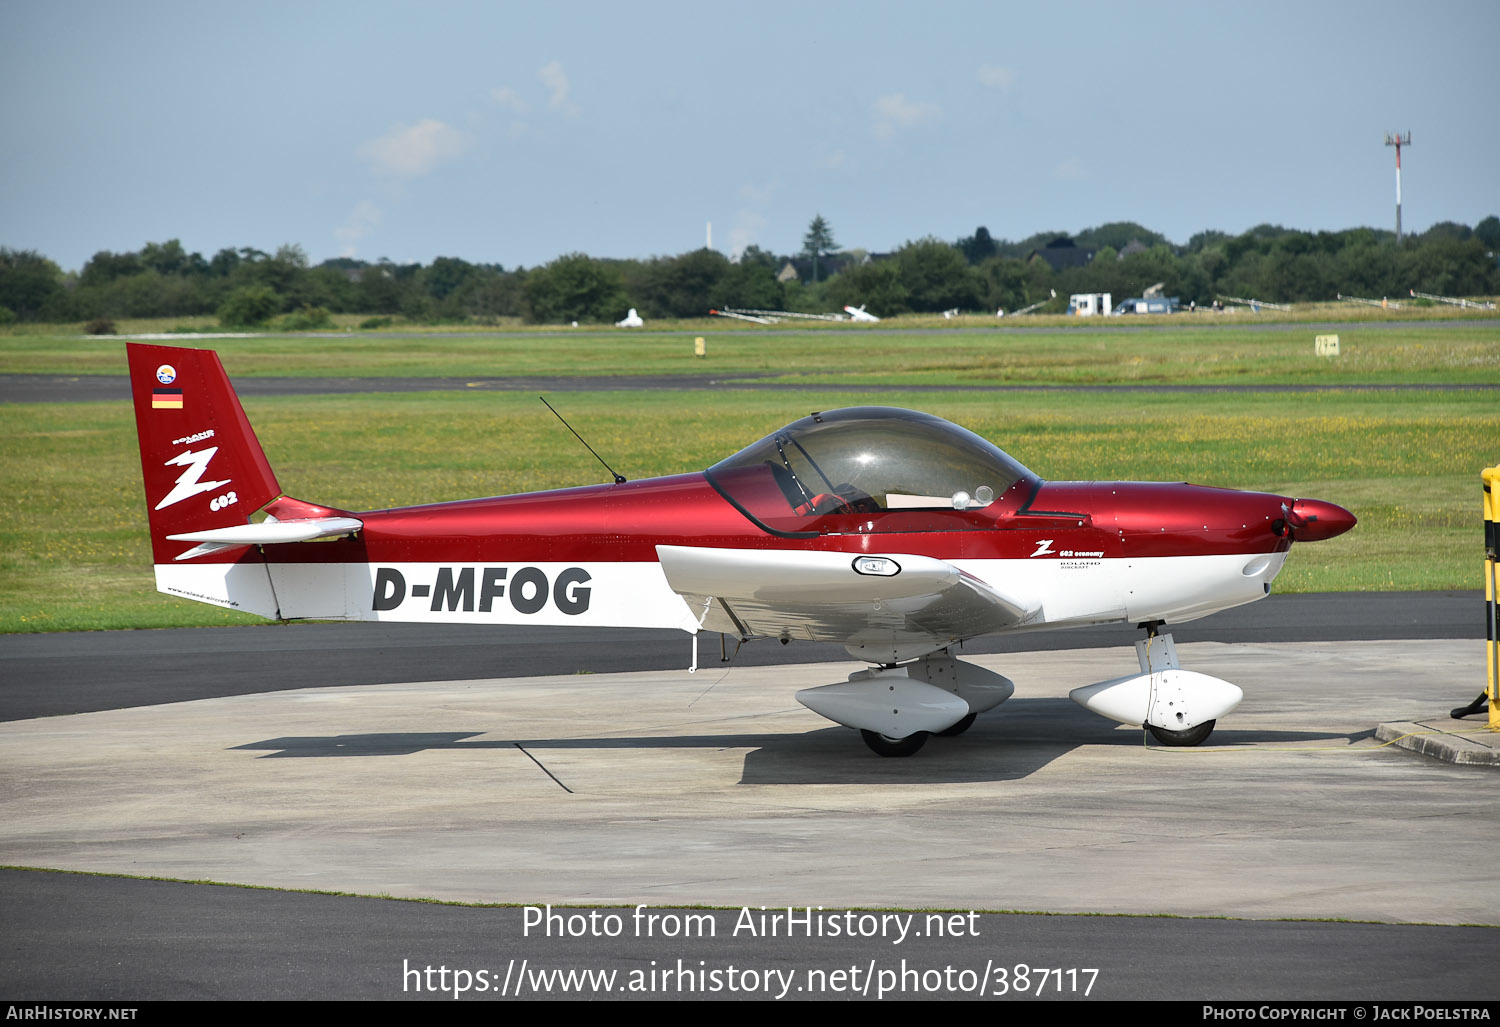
<box><xmin>254</xmin><ymin>474</ymin><xmax>1347</xmax><ymax>566</ymax></box>
<box><xmin>1029</xmin><ymin>481</ymin><xmax>1307</xmax><ymax>559</ymax></box>
<box><xmin>1286</xmin><ymin>498</ymin><xmax>1360</xmax><ymax>542</ymax></box>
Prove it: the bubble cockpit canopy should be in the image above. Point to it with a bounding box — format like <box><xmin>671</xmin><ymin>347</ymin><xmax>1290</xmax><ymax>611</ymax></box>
<box><xmin>705</xmin><ymin>407</ymin><xmax>1038</xmax><ymax>535</ymax></box>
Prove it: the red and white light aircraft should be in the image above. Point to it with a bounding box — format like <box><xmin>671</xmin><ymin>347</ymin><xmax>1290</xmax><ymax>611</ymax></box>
<box><xmin>128</xmin><ymin>342</ymin><xmax>1355</xmax><ymax>756</ymax></box>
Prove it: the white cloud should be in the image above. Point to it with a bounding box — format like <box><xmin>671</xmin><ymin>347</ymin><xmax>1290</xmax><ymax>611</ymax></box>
<box><xmin>977</xmin><ymin>64</ymin><xmax>1017</xmax><ymax>91</ymax></box>
<box><xmin>488</xmin><ymin>64</ymin><xmax>577</xmax><ymax>134</ymax></box>
<box><xmin>537</xmin><ymin>59</ymin><xmax>579</xmax><ymax>115</ymax></box>
<box><xmin>1054</xmin><ymin>157</ymin><xmax>1088</xmax><ymax>181</ymax></box>
<box><xmin>360</xmin><ymin>119</ymin><xmax>468</xmax><ymax>179</ymax></box>
<box><xmin>813</xmin><ymin>145</ymin><xmax>849</xmax><ymax>171</ymax></box>
<box><xmin>729</xmin><ymin>210</ymin><xmax>767</xmax><ymax>260</ymax></box>
<box><xmin>737</xmin><ymin>177</ymin><xmax>779</xmax><ymax>206</ymax></box>
<box><xmin>871</xmin><ymin>93</ymin><xmax>942</xmax><ymax>142</ymax></box>
<box><xmin>490</xmin><ymin>86</ymin><xmax>530</xmax><ymax>114</ymax></box>
<box><xmin>334</xmin><ymin>200</ymin><xmax>383</xmax><ymax>257</ymax></box>
<box><xmin>728</xmin><ymin>177</ymin><xmax>782</xmax><ymax>258</ymax></box>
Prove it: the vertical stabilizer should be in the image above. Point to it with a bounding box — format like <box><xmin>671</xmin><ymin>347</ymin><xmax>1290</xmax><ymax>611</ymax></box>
<box><xmin>127</xmin><ymin>343</ymin><xmax>284</xmax><ymax>615</ymax></box>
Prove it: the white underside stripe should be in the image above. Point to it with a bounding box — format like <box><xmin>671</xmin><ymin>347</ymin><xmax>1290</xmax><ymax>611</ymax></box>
<box><xmin>154</xmin><ymin>550</ymin><xmax>1287</xmax><ymax>637</ymax></box>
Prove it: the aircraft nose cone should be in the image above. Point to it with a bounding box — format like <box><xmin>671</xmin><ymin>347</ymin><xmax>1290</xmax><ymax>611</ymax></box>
<box><xmin>1287</xmin><ymin>498</ymin><xmax>1357</xmax><ymax>542</ymax></box>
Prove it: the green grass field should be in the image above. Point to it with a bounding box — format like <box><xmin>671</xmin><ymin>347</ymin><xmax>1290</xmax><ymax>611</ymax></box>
<box><xmin>1</xmin><ymin>316</ymin><xmax>1497</xmax><ymax>385</ymax></box>
<box><xmin>2</xmin><ymin>315</ymin><xmax>1495</xmax><ymax>631</ymax></box>
<box><xmin>1</xmin><ymin>376</ymin><xmax>1493</xmax><ymax>631</ymax></box>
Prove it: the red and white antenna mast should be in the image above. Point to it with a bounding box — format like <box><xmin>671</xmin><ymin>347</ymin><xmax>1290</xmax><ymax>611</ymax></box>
<box><xmin>1384</xmin><ymin>131</ymin><xmax>1411</xmax><ymax>241</ymax></box>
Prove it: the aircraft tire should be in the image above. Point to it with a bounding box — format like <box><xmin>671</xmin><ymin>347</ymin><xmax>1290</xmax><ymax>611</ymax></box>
<box><xmin>860</xmin><ymin>730</ymin><xmax>929</xmax><ymax>757</ymax></box>
<box><xmin>1147</xmin><ymin>719</ymin><xmax>1216</xmax><ymax>747</ymax></box>
<box><xmin>936</xmin><ymin>712</ymin><xmax>978</xmax><ymax>737</ymax></box>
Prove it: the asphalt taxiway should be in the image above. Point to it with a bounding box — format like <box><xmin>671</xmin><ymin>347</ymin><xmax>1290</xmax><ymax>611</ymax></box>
<box><xmin>5</xmin><ymin>371</ymin><xmax>1498</xmax><ymax>404</ymax></box>
<box><xmin>2</xmin><ymin>593</ymin><xmax>1498</xmax><ymax>999</ymax></box>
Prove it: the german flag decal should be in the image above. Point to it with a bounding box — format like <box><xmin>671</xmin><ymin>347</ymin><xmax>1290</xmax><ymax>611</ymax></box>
<box><xmin>152</xmin><ymin>388</ymin><xmax>183</xmax><ymax>409</ymax></box>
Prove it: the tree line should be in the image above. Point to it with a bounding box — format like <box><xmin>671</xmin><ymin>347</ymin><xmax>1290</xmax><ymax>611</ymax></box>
<box><xmin>2</xmin><ymin>216</ymin><xmax>1497</xmax><ymax>328</ymax></box>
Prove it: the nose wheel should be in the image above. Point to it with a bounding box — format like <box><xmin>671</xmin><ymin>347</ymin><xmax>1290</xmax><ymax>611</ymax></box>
<box><xmin>1071</xmin><ymin>626</ymin><xmax>1241</xmax><ymax>745</ymax></box>
<box><xmin>1147</xmin><ymin>719</ymin><xmax>1216</xmax><ymax>747</ymax></box>
<box><xmin>860</xmin><ymin>730</ymin><xmax>929</xmax><ymax>757</ymax></box>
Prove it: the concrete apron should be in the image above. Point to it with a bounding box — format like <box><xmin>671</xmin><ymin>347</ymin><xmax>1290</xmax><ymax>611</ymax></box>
<box><xmin>1</xmin><ymin>639</ymin><xmax>1493</xmax><ymax>925</ymax></box>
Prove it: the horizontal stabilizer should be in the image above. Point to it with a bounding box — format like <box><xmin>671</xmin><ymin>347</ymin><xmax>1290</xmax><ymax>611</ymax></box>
<box><xmin>167</xmin><ymin>515</ymin><xmax>363</xmax><ymax>560</ymax></box>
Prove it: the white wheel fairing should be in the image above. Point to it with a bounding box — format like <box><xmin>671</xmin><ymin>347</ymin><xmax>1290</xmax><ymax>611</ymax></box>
<box><xmin>1069</xmin><ymin>669</ymin><xmax>1243</xmax><ymax>732</ymax></box>
<box><xmin>936</xmin><ymin>712</ymin><xmax>978</xmax><ymax>737</ymax></box>
<box><xmin>904</xmin><ymin>655</ymin><xmax>1014</xmax><ymax>712</ymax></box>
<box><xmin>796</xmin><ymin>677</ymin><xmax>970</xmax><ymax>738</ymax></box>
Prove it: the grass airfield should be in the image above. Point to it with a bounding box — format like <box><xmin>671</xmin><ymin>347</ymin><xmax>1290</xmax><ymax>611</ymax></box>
<box><xmin>1</xmin><ymin>313</ymin><xmax>1495</xmax><ymax>631</ymax></box>
<box><xmin>2</xmin><ymin>310</ymin><xmax>1497</xmax><ymax>386</ymax></box>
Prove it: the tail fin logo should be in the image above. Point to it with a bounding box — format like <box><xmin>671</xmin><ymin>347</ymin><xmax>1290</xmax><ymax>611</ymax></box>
<box><xmin>155</xmin><ymin>447</ymin><xmax>232</xmax><ymax>511</ymax></box>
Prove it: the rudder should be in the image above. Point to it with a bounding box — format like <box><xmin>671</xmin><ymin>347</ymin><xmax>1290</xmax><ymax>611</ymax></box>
<box><xmin>128</xmin><ymin>342</ymin><xmax>284</xmax><ymax>615</ymax></box>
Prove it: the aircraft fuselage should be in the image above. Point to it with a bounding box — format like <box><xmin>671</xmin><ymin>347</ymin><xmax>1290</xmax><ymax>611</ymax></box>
<box><xmin>154</xmin><ymin>471</ymin><xmax>1347</xmax><ymax>644</ymax></box>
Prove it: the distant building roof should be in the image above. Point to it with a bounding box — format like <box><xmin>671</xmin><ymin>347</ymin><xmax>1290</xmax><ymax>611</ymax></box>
<box><xmin>1027</xmin><ymin>239</ymin><xmax>1096</xmax><ymax>272</ymax></box>
<box><xmin>779</xmin><ymin>254</ymin><xmax>858</xmax><ymax>283</ymax></box>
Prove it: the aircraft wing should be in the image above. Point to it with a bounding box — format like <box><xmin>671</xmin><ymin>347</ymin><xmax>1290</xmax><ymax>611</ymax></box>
<box><xmin>656</xmin><ymin>545</ymin><xmax>1038</xmax><ymax>661</ymax></box>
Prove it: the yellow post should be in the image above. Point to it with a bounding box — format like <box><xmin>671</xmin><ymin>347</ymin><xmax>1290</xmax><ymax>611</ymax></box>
<box><xmin>694</xmin><ymin>336</ymin><xmax>706</xmax><ymax>358</ymax></box>
<box><xmin>1485</xmin><ymin>466</ymin><xmax>1500</xmax><ymax>728</ymax></box>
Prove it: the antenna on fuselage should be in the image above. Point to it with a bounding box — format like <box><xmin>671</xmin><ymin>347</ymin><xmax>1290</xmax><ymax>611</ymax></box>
<box><xmin>539</xmin><ymin>396</ymin><xmax>627</xmax><ymax>484</ymax></box>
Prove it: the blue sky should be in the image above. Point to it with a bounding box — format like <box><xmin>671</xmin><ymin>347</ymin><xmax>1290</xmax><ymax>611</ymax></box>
<box><xmin>3</xmin><ymin>0</ymin><xmax>1496</xmax><ymax>272</ymax></box>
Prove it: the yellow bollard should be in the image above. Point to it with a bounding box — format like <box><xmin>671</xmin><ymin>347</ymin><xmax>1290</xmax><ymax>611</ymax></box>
<box><xmin>1485</xmin><ymin>466</ymin><xmax>1500</xmax><ymax>728</ymax></box>
<box><xmin>694</xmin><ymin>337</ymin><xmax>706</xmax><ymax>358</ymax></box>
